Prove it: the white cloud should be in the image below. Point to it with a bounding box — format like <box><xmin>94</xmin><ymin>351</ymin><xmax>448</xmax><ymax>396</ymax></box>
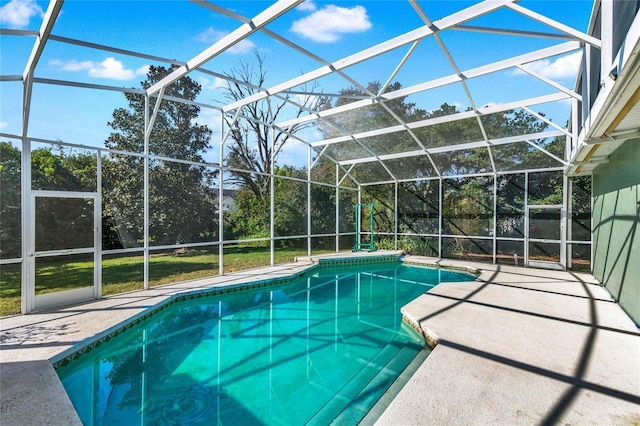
<box><xmin>199</xmin><ymin>108</ymin><xmax>221</xmax><ymax>126</ymax></box>
<box><xmin>277</xmin><ymin>138</ymin><xmax>309</xmax><ymax>168</ymax></box>
<box><xmin>89</xmin><ymin>58</ymin><xmax>137</xmax><ymax>80</ymax></box>
<box><xmin>0</xmin><ymin>121</ymin><xmax>7</xmax><ymax>130</ymax></box>
<box><xmin>518</xmin><ymin>52</ymin><xmax>583</xmax><ymax>80</ymax></box>
<box><xmin>50</xmin><ymin>59</ymin><xmax>94</xmax><ymax>72</ymax></box>
<box><xmin>199</xmin><ymin>76</ymin><xmax>228</xmax><ymax>91</ymax></box>
<box><xmin>0</xmin><ymin>0</ymin><xmax>43</xmax><ymax>28</ymax></box>
<box><xmin>196</xmin><ymin>27</ymin><xmax>256</xmax><ymax>54</ymax></box>
<box><xmin>291</xmin><ymin>4</ymin><xmax>371</xmax><ymax>43</ymax></box>
<box><xmin>50</xmin><ymin>57</ymin><xmax>148</xmax><ymax>80</ymax></box>
<box><xmin>135</xmin><ymin>65</ymin><xmax>150</xmax><ymax>76</ymax></box>
<box><xmin>296</xmin><ymin>1</ymin><xmax>317</xmax><ymax>12</ymax></box>
<box><xmin>294</xmin><ymin>93</ymin><xmax>319</xmax><ymax>108</ymax></box>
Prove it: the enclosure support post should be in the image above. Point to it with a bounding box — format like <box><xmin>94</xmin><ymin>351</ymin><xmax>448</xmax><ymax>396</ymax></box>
<box><xmin>143</xmin><ymin>95</ymin><xmax>150</xmax><ymax>290</ymax></box>
<box><xmin>492</xmin><ymin>174</ymin><xmax>497</xmax><ymax>264</ymax></box>
<box><xmin>307</xmin><ymin>145</ymin><xmax>312</xmax><ymax>256</ymax></box>
<box><xmin>270</xmin><ymin>126</ymin><xmax>275</xmax><ymax>267</ymax></box>
<box><xmin>354</xmin><ymin>204</ymin><xmax>360</xmax><ymax>250</ymax></box>
<box><xmin>561</xmin><ymin>173</ymin><xmax>568</xmax><ymax>270</ymax></box>
<box><xmin>524</xmin><ymin>172</ymin><xmax>529</xmax><ymax>266</ymax></box>
<box><xmin>567</xmin><ymin>177</ymin><xmax>573</xmax><ymax>269</ymax></box>
<box><xmin>335</xmin><ymin>164</ymin><xmax>340</xmax><ymax>253</ymax></box>
<box><xmin>21</xmin><ymin>138</ymin><xmax>33</xmax><ymax>314</ymax></box>
<box><xmin>357</xmin><ymin>189</ymin><xmax>361</xmax><ymax>250</ymax></box>
<box><xmin>218</xmin><ymin>112</ymin><xmax>225</xmax><ymax>276</ymax></box>
<box><xmin>20</xmin><ymin>0</ymin><xmax>63</xmax><ymax>313</ymax></box>
<box><xmin>438</xmin><ymin>178</ymin><xmax>443</xmax><ymax>258</ymax></box>
<box><xmin>589</xmin><ymin>176</ymin><xmax>594</xmax><ymax>272</ymax></box>
<box><xmin>96</xmin><ymin>154</ymin><xmax>102</xmax><ymax>298</ymax></box>
<box><xmin>394</xmin><ymin>182</ymin><xmax>398</xmax><ymax>251</ymax></box>
<box><xmin>369</xmin><ymin>203</ymin><xmax>375</xmax><ymax>251</ymax></box>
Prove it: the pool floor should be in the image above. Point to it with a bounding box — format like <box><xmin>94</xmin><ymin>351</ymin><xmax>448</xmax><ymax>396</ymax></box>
<box><xmin>55</xmin><ymin>262</ymin><xmax>474</xmax><ymax>425</ymax></box>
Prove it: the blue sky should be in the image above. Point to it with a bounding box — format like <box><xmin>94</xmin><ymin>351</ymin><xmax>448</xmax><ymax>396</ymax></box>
<box><xmin>1</xmin><ymin>0</ymin><xmax>594</xmax><ymax>165</ymax></box>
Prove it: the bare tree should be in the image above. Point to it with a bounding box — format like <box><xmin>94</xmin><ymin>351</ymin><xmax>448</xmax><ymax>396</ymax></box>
<box><xmin>222</xmin><ymin>51</ymin><xmax>324</xmax><ymax>200</ymax></box>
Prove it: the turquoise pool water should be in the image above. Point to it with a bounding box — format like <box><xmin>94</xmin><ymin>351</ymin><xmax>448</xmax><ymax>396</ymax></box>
<box><xmin>56</xmin><ymin>261</ymin><xmax>474</xmax><ymax>425</ymax></box>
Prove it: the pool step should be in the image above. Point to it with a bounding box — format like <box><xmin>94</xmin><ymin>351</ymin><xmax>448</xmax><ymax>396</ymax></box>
<box><xmin>329</xmin><ymin>342</ymin><xmax>422</xmax><ymax>425</ymax></box>
<box><xmin>305</xmin><ymin>336</ymin><xmax>421</xmax><ymax>425</ymax></box>
<box><xmin>306</xmin><ymin>340</ymin><xmax>401</xmax><ymax>424</ymax></box>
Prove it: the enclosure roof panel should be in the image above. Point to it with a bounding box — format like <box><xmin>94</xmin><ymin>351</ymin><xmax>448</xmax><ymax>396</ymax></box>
<box><xmin>1</xmin><ymin>0</ymin><xmax>596</xmax><ymax>184</ymax></box>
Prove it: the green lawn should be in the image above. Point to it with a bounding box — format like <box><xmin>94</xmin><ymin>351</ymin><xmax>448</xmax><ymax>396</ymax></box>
<box><xmin>0</xmin><ymin>246</ymin><xmax>333</xmax><ymax>317</ymax></box>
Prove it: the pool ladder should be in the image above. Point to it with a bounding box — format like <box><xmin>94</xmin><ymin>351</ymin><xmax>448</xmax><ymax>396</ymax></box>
<box><xmin>353</xmin><ymin>203</ymin><xmax>377</xmax><ymax>252</ymax></box>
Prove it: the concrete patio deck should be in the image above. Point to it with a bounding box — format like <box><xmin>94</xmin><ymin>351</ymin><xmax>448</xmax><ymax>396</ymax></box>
<box><xmin>376</xmin><ymin>257</ymin><xmax>640</xmax><ymax>425</ymax></box>
<box><xmin>1</xmin><ymin>253</ymin><xmax>638</xmax><ymax>425</ymax></box>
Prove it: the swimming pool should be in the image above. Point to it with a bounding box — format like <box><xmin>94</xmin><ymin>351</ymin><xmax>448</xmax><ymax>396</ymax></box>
<box><xmin>55</xmin><ymin>260</ymin><xmax>475</xmax><ymax>425</ymax></box>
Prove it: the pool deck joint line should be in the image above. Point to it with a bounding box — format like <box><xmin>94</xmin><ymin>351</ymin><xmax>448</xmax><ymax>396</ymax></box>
<box><xmin>1</xmin><ymin>252</ymin><xmax>639</xmax><ymax>425</ymax></box>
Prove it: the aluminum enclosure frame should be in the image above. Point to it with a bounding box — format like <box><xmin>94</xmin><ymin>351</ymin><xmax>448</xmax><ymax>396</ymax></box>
<box><xmin>0</xmin><ymin>0</ymin><xmax>601</xmax><ymax>313</ymax></box>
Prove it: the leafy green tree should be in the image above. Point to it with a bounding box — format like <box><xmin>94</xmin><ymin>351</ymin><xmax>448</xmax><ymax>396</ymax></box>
<box><xmin>319</xmin><ymin>81</ymin><xmax>425</xmax><ymax>164</ymax></box>
<box><xmin>223</xmin><ymin>165</ymin><xmax>309</xmax><ymax>244</ymax></box>
<box><xmin>496</xmin><ymin>173</ymin><xmax>526</xmax><ymax>238</ymax></box>
<box><xmin>309</xmin><ymin>177</ymin><xmax>337</xmax><ymax>237</ymax></box>
<box><xmin>442</xmin><ymin>176</ymin><xmax>494</xmax><ymax>256</ymax></box>
<box><xmin>527</xmin><ymin>169</ymin><xmax>564</xmax><ymax>205</ymax></box>
<box><xmin>223</xmin><ymin>189</ymin><xmax>270</xmax><ymax>240</ymax></box>
<box><xmin>273</xmin><ymin>165</ymin><xmax>307</xmax><ymax>241</ymax></box>
<box><xmin>318</xmin><ymin>81</ymin><xmax>566</xmax><ymax>259</ymax></box>
<box><xmin>570</xmin><ymin>175</ymin><xmax>591</xmax><ymax>241</ymax></box>
<box><xmin>0</xmin><ymin>141</ymin><xmax>21</xmax><ymax>258</ymax></box>
<box><xmin>104</xmin><ymin>65</ymin><xmax>217</xmax><ymax>247</ymax></box>
<box><xmin>31</xmin><ymin>146</ymin><xmax>98</xmax><ymax>252</ymax></box>
<box><xmin>30</xmin><ymin>144</ymin><xmax>96</xmax><ymax>192</ymax></box>
<box><xmin>398</xmin><ymin>180</ymin><xmax>439</xmax><ymax>235</ymax></box>
<box><xmin>1</xmin><ymin>143</ymin><xmax>101</xmax><ymax>254</ymax></box>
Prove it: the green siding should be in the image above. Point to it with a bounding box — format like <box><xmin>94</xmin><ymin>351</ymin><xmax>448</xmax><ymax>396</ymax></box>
<box><xmin>592</xmin><ymin>139</ymin><xmax>640</xmax><ymax>325</ymax></box>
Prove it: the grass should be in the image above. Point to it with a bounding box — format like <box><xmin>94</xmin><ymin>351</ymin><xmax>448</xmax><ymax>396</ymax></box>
<box><xmin>0</xmin><ymin>245</ymin><xmax>334</xmax><ymax>317</ymax></box>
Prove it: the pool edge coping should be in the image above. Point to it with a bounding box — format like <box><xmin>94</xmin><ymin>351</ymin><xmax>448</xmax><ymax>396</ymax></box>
<box><xmin>50</xmin><ymin>252</ymin><xmax>408</xmax><ymax>368</ymax></box>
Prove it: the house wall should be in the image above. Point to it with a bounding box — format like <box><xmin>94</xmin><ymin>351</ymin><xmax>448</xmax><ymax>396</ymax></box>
<box><xmin>592</xmin><ymin>139</ymin><xmax>640</xmax><ymax>325</ymax></box>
